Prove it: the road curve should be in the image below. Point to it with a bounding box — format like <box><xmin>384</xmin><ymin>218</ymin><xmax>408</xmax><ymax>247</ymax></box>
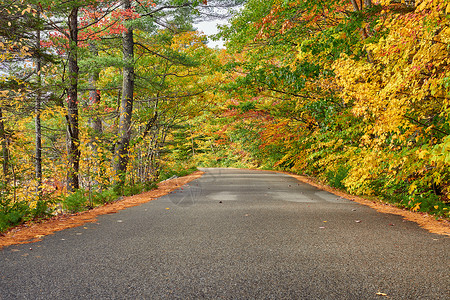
<box><xmin>1</xmin><ymin>168</ymin><xmax>449</xmax><ymax>299</ymax></box>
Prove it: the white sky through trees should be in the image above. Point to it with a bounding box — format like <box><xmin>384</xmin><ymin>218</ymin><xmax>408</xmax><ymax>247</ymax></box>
<box><xmin>196</xmin><ymin>19</ymin><xmax>227</xmax><ymax>48</ymax></box>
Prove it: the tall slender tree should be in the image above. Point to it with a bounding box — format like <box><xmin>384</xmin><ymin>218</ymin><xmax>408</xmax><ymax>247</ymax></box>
<box><xmin>115</xmin><ymin>0</ymin><xmax>135</xmax><ymax>182</ymax></box>
<box><xmin>0</xmin><ymin>107</ymin><xmax>9</xmax><ymax>186</ymax></box>
<box><xmin>35</xmin><ymin>10</ymin><xmax>43</xmax><ymax>197</ymax></box>
<box><xmin>66</xmin><ymin>6</ymin><xmax>81</xmax><ymax>191</ymax></box>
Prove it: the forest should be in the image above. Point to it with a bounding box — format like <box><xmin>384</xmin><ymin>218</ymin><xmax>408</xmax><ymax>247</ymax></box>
<box><xmin>1</xmin><ymin>0</ymin><xmax>449</xmax><ymax>233</ymax></box>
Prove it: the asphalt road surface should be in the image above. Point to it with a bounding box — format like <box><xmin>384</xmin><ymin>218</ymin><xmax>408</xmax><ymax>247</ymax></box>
<box><xmin>1</xmin><ymin>168</ymin><xmax>449</xmax><ymax>299</ymax></box>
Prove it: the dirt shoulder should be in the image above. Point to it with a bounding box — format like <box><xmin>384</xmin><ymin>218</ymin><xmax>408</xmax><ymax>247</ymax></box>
<box><xmin>0</xmin><ymin>171</ymin><xmax>204</xmax><ymax>249</ymax></box>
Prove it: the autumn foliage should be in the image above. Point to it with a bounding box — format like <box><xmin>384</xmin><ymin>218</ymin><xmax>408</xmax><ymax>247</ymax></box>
<box><xmin>0</xmin><ymin>0</ymin><xmax>217</xmax><ymax>232</ymax></box>
<box><xmin>1</xmin><ymin>0</ymin><xmax>449</xmax><ymax>233</ymax></box>
<box><xmin>207</xmin><ymin>0</ymin><xmax>450</xmax><ymax>217</ymax></box>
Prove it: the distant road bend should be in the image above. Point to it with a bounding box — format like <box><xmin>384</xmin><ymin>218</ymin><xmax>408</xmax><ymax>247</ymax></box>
<box><xmin>1</xmin><ymin>168</ymin><xmax>449</xmax><ymax>299</ymax></box>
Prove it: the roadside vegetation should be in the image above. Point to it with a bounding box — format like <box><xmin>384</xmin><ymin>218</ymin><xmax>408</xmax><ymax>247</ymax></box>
<box><xmin>1</xmin><ymin>0</ymin><xmax>449</xmax><ymax>233</ymax></box>
<box><xmin>195</xmin><ymin>0</ymin><xmax>450</xmax><ymax>220</ymax></box>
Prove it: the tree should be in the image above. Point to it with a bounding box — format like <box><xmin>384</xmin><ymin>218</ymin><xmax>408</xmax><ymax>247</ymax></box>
<box><xmin>34</xmin><ymin>9</ymin><xmax>43</xmax><ymax>198</ymax></box>
<box><xmin>0</xmin><ymin>0</ymin><xmax>40</xmax><ymax>193</ymax></box>
<box><xmin>115</xmin><ymin>0</ymin><xmax>135</xmax><ymax>182</ymax></box>
<box><xmin>37</xmin><ymin>0</ymin><xmax>120</xmax><ymax>191</ymax></box>
<box><xmin>113</xmin><ymin>0</ymin><xmax>244</xmax><ymax>183</ymax></box>
<box><xmin>66</xmin><ymin>6</ymin><xmax>81</xmax><ymax>191</ymax></box>
<box><xmin>206</xmin><ymin>0</ymin><xmax>450</xmax><ymax>217</ymax></box>
<box><xmin>0</xmin><ymin>0</ymin><xmax>247</xmax><ymax>232</ymax></box>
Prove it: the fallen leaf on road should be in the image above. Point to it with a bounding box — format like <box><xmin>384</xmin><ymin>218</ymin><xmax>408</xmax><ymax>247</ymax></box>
<box><xmin>165</xmin><ymin>208</ymin><xmax>170</xmax><ymax>210</ymax></box>
<box><xmin>355</xmin><ymin>220</ymin><xmax>361</xmax><ymax>223</ymax></box>
<box><xmin>319</xmin><ymin>226</ymin><xmax>325</xmax><ymax>229</ymax></box>
<box><xmin>323</xmin><ymin>221</ymin><xmax>327</xmax><ymax>223</ymax></box>
<box><xmin>388</xmin><ymin>223</ymin><xmax>395</xmax><ymax>226</ymax></box>
<box><xmin>376</xmin><ymin>292</ymin><xmax>388</xmax><ymax>297</ymax></box>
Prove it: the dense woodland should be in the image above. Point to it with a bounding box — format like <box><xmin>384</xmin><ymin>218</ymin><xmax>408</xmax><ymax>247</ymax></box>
<box><xmin>1</xmin><ymin>0</ymin><xmax>449</xmax><ymax>232</ymax></box>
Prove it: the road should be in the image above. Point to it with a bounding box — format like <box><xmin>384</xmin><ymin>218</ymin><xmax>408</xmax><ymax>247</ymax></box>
<box><xmin>1</xmin><ymin>168</ymin><xmax>449</xmax><ymax>299</ymax></box>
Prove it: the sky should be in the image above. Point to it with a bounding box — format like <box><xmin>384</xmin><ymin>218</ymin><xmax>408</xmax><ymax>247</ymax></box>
<box><xmin>196</xmin><ymin>19</ymin><xmax>228</xmax><ymax>48</ymax></box>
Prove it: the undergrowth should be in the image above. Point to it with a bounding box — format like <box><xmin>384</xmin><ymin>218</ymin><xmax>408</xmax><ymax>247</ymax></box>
<box><xmin>0</xmin><ymin>167</ymin><xmax>198</xmax><ymax>234</ymax></box>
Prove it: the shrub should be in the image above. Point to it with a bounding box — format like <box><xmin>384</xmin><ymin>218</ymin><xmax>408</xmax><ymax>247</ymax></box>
<box><xmin>61</xmin><ymin>190</ymin><xmax>88</xmax><ymax>213</ymax></box>
<box><xmin>326</xmin><ymin>165</ymin><xmax>350</xmax><ymax>190</ymax></box>
<box><xmin>0</xmin><ymin>198</ymin><xmax>29</xmax><ymax>232</ymax></box>
<box><xmin>92</xmin><ymin>189</ymin><xmax>119</xmax><ymax>205</ymax></box>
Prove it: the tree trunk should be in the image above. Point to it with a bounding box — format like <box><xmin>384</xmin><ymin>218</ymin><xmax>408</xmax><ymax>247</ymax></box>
<box><xmin>350</xmin><ymin>0</ymin><xmax>372</xmax><ymax>12</ymax></box>
<box><xmin>115</xmin><ymin>0</ymin><xmax>134</xmax><ymax>183</ymax></box>
<box><xmin>88</xmin><ymin>42</ymin><xmax>103</xmax><ymax>188</ymax></box>
<box><xmin>0</xmin><ymin>107</ymin><xmax>9</xmax><ymax>185</ymax></box>
<box><xmin>89</xmin><ymin>44</ymin><xmax>102</xmax><ymax>136</ymax></box>
<box><xmin>350</xmin><ymin>0</ymin><xmax>361</xmax><ymax>11</ymax></box>
<box><xmin>35</xmin><ymin>12</ymin><xmax>42</xmax><ymax>197</ymax></box>
<box><xmin>67</xmin><ymin>7</ymin><xmax>80</xmax><ymax>192</ymax></box>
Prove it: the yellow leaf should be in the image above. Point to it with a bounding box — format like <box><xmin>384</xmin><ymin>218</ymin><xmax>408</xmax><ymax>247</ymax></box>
<box><xmin>376</xmin><ymin>292</ymin><xmax>388</xmax><ymax>297</ymax></box>
<box><xmin>408</xmin><ymin>183</ymin><xmax>417</xmax><ymax>194</ymax></box>
<box><xmin>417</xmin><ymin>150</ymin><xmax>429</xmax><ymax>159</ymax></box>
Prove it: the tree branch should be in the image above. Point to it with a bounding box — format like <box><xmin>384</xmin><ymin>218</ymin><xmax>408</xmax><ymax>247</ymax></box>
<box><xmin>403</xmin><ymin>115</ymin><xmax>450</xmax><ymax>136</ymax></box>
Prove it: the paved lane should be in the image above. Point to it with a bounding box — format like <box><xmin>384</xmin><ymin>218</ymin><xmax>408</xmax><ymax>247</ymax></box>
<box><xmin>1</xmin><ymin>168</ymin><xmax>449</xmax><ymax>299</ymax></box>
